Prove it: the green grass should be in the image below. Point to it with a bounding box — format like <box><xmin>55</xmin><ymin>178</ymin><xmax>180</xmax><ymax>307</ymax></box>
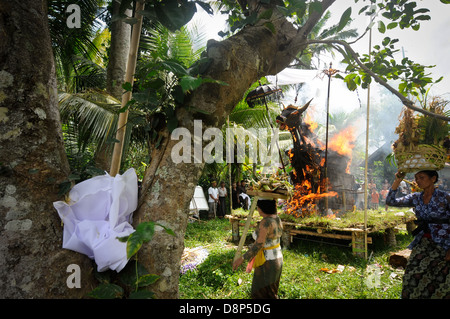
<box><xmin>179</xmin><ymin>218</ymin><xmax>412</xmax><ymax>299</ymax></box>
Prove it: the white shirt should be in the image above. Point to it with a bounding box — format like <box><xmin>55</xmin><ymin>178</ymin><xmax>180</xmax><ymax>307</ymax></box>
<box><xmin>208</xmin><ymin>187</ymin><xmax>219</xmax><ymax>203</ymax></box>
<box><xmin>218</xmin><ymin>187</ymin><xmax>227</xmax><ymax>197</ymax></box>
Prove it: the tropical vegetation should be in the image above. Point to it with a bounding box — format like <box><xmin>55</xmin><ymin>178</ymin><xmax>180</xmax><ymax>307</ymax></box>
<box><xmin>2</xmin><ymin>0</ymin><xmax>449</xmax><ymax>299</ymax></box>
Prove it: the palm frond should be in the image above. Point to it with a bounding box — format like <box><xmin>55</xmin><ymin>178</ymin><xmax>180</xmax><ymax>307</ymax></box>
<box><xmin>59</xmin><ymin>91</ymin><xmax>119</xmax><ymax>149</ymax></box>
<box><xmin>59</xmin><ymin>90</ymin><xmax>146</xmax><ymax>151</ymax></box>
<box><xmin>49</xmin><ymin>0</ymin><xmax>106</xmax><ymax>91</ymax></box>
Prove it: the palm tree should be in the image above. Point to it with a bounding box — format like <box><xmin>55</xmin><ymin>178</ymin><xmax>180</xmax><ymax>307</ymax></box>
<box><xmin>294</xmin><ymin>10</ymin><xmax>359</xmax><ymax>70</ymax></box>
<box><xmin>48</xmin><ymin>0</ymin><xmax>108</xmax><ymax>92</ymax></box>
<box><xmin>56</xmin><ymin>3</ymin><xmax>210</xmax><ymax>177</ymax></box>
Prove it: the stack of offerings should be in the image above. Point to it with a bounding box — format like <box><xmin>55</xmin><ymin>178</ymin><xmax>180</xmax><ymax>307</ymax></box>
<box><xmin>249</xmin><ymin>171</ymin><xmax>293</xmax><ymax>196</ymax></box>
<box><xmin>392</xmin><ymin>98</ymin><xmax>449</xmax><ymax>173</ymax></box>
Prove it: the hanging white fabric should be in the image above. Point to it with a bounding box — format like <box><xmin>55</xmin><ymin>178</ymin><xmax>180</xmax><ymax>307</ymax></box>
<box><xmin>189</xmin><ymin>186</ymin><xmax>209</xmax><ymax>211</ymax></box>
<box><xmin>53</xmin><ymin>168</ymin><xmax>138</xmax><ymax>272</ymax></box>
<box><xmin>266</xmin><ymin>68</ymin><xmax>320</xmax><ymax>86</ymax></box>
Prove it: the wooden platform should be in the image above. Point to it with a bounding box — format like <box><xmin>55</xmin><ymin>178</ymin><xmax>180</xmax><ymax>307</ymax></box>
<box><xmin>226</xmin><ymin>213</ymin><xmax>415</xmax><ymax>258</ymax></box>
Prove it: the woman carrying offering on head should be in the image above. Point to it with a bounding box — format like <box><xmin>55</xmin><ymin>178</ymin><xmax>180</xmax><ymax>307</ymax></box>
<box><xmin>385</xmin><ymin>170</ymin><xmax>450</xmax><ymax>299</ymax></box>
<box><xmin>232</xmin><ymin>199</ymin><xmax>283</xmax><ymax>299</ymax></box>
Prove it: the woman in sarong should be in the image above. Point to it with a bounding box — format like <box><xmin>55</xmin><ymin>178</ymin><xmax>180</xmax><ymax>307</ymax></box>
<box><xmin>386</xmin><ymin>170</ymin><xmax>450</xmax><ymax>299</ymax></box>
<box><xmin>232</xmin><ymin>199</ymin><xmax>283</xmax><ymax>299</ymax></box>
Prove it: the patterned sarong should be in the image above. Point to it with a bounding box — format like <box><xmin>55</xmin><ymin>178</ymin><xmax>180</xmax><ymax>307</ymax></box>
<box><xmin>402</xmin><ymin>237</ymin><xmax>450</xmax><ymax>299</ymax></box>
<box><xmin>251</xmin><ymin>258</ymin><xmax>283</xmax><ymax>299</ymax></box>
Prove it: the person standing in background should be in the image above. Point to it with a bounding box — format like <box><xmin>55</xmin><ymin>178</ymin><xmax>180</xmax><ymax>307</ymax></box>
<box><xmin>217</xmin><ymin>181</ymin><xmax>227</xmax><ymax>218</ymax></box>
<box><xmin>208</xmin><ymin>181</ymin><xmax>219</xmax><ymax>219</ymax></box>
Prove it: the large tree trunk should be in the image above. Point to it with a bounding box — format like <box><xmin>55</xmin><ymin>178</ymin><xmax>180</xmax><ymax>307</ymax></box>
<box><xmin>95</xmin><ymin>2</ymin><xmax>132</xmax><ymax>171</ymax></box>
<box><xmin>135</xmin><ymin>0</ymin><xmax>336</xmax><ymax>298</ymax></box>
<box><xmin>0</xmin><ymin>0</ymin><xmax>95</xmax><ymax>298</ymax></box>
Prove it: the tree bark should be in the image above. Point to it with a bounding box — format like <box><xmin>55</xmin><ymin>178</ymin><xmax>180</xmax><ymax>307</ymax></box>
<box><xmin>106</xmin><ymin>2</ymin><xmax>132</xmax><ymax>100</ymax></box>
<box><xmin>95</xmin><ymin>2</ymin><xmax>133</xmax><ymax>171</ymax></box>
<box><xmin>135</xmin><ymin>1</ymin><xmax>334</xmax><ymax>298</ymax></box>
<box><xmin>0</xmin><ymin>0</ymin><xmax>95</xmax><ymax>298</ymax></box>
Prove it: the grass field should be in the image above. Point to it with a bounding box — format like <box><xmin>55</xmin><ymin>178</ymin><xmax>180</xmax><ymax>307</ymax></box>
<box><xmin>179</xmin><ymin>216</ymin><xmax>412</xmax><ymax>299</ymax></box>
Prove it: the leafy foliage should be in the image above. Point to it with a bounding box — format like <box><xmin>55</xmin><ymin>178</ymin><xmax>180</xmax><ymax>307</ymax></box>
<box><xmin>48</xmin><ymin>0</ymin><xmax>107</xmax><ymax>92</ymax></box>
<box><xmin>118</xmin><ymin>221</ymin><xmax>175</xmax><ymax>259</ymax></box>
<box><xmin>88</xmin><ymin>260</ymin><xmax>159</xmax><ymax>299</ymax></box>
<box><xmin>331</xmin><ymin>0</ymin><xmax>446</xmax><ymax>100</ymax></box>
<box><xmin>88</xmin><ymin>222</ymin><xmax>175</xmax><ymax>299</ymax></box>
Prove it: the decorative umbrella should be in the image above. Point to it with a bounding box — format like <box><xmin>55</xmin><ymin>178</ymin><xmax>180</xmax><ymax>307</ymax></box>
<box><xmin>245</xmin><ymin>83</ymin><xmax>282</xmax><ymax>108</ymax></box>
<box><xmin>245</xmin><ymin>82</ymin><xmax>286</xmax><ymax>173</ymax></box>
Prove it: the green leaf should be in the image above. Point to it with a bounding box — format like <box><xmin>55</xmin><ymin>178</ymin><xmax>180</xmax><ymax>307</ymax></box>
<box><xmin>154</xmin><ymin>0</ymin><xmax>197</xmax><ymax>32</ymax></box>
<box><xmin>122</xmin><ymin>82</ymin><xmax>132</xmax><ymax>92</ymax></box>
<box><xmin>58</xmin><ymin>181</ymin><xmax>72</xmax><ymax>197</ymax></box>
<box><xmin>264</xmin><ymin>22</ymin><xmax>276</xmax><ymax>33</ymax></box>
<box><xmin>116</xmin><ymin>235</ymin><xmax>129</xmax><ymax>243</ymax></box>
<box><xmin>440</xmin><ymin>0</ymin><xmax>450</xmax><ymax>4</ymax></box>
<box><xmin>87</xmin><ymin>283</ymin><xmax>123</xmax><ymax>299</ymax></box>
<box><xmin>344</xmin><ymin>74</ymin><xmax>358</xmax><ymax>91</ymax></box>
<box><xmin>378</xmin><ymin>21</ymin><xmax>386</xmax><ymax>34</ymax></box>
<box><xmin>118</xmin><ymin>260</ymin><xmax>149</xmax><ymax>287</ymax></box>
<box><xmin>137</xmin><ymin>274</ymin><xmax>160</xmax><ymax>287</ymax></box>
<box><xmin>126</xmin><ymin>231</ymin><xmax>144</xmax><ymax>259</ymax></box>
<box><xmin>161</xmin><ymin>61</ymin><xmax>189</xmax><ymax>76</ymax></box>
<box><xmin>136</xmin><ymin>221</ymin><xmax>156</xmax><ymax>242</ymax></box>
<box><xmin>337</xmin><ymin>7</ymin><xmax>352</xmax><ymax>32</ymax></box>
<box><xmin>180</xmin><ymin>76</ymin><xmax>204</xmax><ymax>92</ymax></box>
<box><xmin>258</xmin><ymin>9</ymin><xmax>273</xmax><ymax>20</ymax></box>
<box><xmin>159</xmin><ymin>224</ymin><xmax>176</xmax><ymax>236</ymax></box>
<box><xmin>387</xmin><ymin>22</ymin><xmax>398</xmax><ymax>30</ymax></box>
<box><xmin>358</xmin><ymin>5</ymin><xmax>369</xmax><ymax>15</ymax></box>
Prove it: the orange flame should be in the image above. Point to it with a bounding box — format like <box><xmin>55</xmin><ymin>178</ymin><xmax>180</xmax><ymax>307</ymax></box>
<box><xmin>328</xmin><ymin>126</ymin><xmax>356</xmax><ymax>157</ymax></box>
<box><xmin>283</xmin><ymin>115</ymin><xmax>355</xmax><ymax>218</ymax></box>
<box><xmin>328</xmin><ymin>126</ymin><xmax>355</xmax><ymax>173</ymax></box>
<box><xmin>285</xmin><ymin>165</ymin><xmax>338</xmax><ymax>218</ymax></box>
<box><xmin>285</xmin><ymin>184</ymin><xmax>338</xmax><ymax>218</ymax></box>
<box><xmin>304</xmin><ymin>112</ymin><xmax>318</xmax><ymax>132</ymax></box>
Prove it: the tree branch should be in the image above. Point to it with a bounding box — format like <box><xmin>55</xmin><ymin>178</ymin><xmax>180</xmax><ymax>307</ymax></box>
<box><xmin>306</xmin><ymin>39</ymin><xmax>450</xmax><ymax>122</ymax></box>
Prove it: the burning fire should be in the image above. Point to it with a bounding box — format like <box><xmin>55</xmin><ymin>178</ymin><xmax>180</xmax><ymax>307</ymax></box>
<box><xmin>285</xmin><ymin>184</ymin><xmax>338</xmax><ymax>218</ymax></box>
<box><xmin>328</xmin><ymin>126</ymin><xmax>356</xmax><ymax>173</ymax></box>
<box><xmin>328</xmin><ymin>126</ymin><xmax>355</xmax><ymax>157</ymax></box>
<box><xmin>304</xmin><ymin>112</ymin><xmax>318</xmax><ymax>132</ymax></box>
<box><xmin>285</xmin><ymin>160</ymin><xmax>338</xmax><ymax>218</ymax></box>
<box><xmin>283</xmin><ymin>115</ymin><xmax>355</xmax><ymax>218</ymax></box>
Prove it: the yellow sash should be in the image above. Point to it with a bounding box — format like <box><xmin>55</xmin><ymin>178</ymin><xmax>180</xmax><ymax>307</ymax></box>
<box><xmin>252</xmin><ymin>243</ymin><xmax>280</xmax><ymax>269</ymax></box>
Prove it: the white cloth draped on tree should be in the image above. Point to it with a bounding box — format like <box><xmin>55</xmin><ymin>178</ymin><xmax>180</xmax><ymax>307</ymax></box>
<box><xmin>53</xmin><ymin>168</ymin><xmax>138</xmax><ymax>272</ymax></box>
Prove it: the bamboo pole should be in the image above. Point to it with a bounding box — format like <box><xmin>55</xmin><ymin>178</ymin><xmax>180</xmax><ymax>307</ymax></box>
<box><xmin>324</xmin><ymin>63</ymin><xmax>332</xmax><ymax>212</ymax></box>
<box><xmin>363</xmin><ymin>25</ymin><xmax>373</xmax><ymax>260</ymax></box>
<box><xmin>228</xmin><ymin>116</ymin><xmax>233</xmax><ymax>216</ymax></box>
<box><xmin>323</xmin><ymin>63</ymin><xmax>338</xmax><ymax>212</ymax></box>
<box><xmin>233</xmin><ymin>196</ymin><xmax>259</xmax><ymax>263</ymax></box>
<box><xmin>110</xmin><ymin>1</ymin><xmax>145</xmax><ymax>177</ymax></box>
